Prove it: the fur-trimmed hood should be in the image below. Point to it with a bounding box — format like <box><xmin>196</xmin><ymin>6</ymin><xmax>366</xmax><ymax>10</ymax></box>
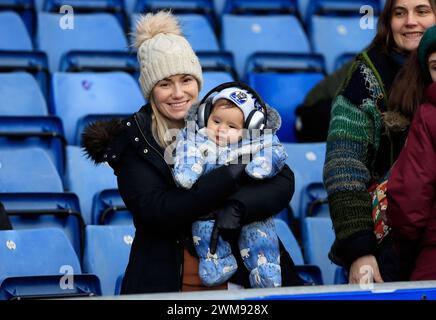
<box><xmin>185</xmin><ymin>102</ymin><xmax>282</xmax><ymax>133</ymax></box>
<box><xmin>81</xmin><ymin>118</ymin><xmax>125</xmax><ymax>164</ymax></box>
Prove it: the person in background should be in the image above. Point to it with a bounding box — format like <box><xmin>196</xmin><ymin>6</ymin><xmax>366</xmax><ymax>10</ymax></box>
<box><xmin>323</xmin><ymin>0</ymin><xmax>436</xmax><ymax>284</ymax></box>
<box><xmin>386</xmin><ymin>25</ymin><xmax>436</xmax><ymax>280</ymax></box>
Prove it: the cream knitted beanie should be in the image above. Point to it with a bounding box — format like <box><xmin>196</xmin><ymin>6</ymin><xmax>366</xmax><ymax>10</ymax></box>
<box><xmin>133</xmin><ymin>11</ymin><xmax>203</xmax><ymax>99</ymax></box>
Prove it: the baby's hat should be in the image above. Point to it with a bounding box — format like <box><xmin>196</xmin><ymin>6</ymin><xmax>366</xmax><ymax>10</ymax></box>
<box><xmin>211</xmin><ymin>87</ymin><xmax>259</xmax><ymax>122</ymax></box>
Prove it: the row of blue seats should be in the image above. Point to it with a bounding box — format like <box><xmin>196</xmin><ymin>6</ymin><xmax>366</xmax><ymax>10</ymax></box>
<box><xmin>0</xmin><ymin>65</ymin><xmax>323</xmax><ymax>143</ymax></box>
<box><xmin>0</xmin><ymin>217</ymin><xmax>344</xmax><ymax>299</ymax></box>
<box><xmin>0</xmin><ymin>7</ymin><xmax>376</xmax><ymax>74</ymax></box>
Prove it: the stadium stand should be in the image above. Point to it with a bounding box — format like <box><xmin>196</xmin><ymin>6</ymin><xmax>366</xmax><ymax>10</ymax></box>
<box><xmin>0</xmin><ymin>11</ymin><xmax>33</xmax><ymax>50</ymax></box>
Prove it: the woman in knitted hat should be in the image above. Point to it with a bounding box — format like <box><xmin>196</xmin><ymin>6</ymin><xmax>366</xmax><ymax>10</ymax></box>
<box><xmin>323</xmin><ymin>0</ymin><xmax>436</xmax><ymax>285</ymax></box>
<box><xmin>82</xmin><ymin>11</ymin><xmax>302</xmax><ymax>294</ymax></box>
<box><xmin>386</xmin><ymin>24</ymin><xmax>436</xmax><ymax>280</ymax></box>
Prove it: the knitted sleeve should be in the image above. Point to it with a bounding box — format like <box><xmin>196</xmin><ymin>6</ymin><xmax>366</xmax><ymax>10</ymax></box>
<box><xmin>323</xmin><ymin>62</ymin><xmax>383</xmax><ymax>264</ymax></box>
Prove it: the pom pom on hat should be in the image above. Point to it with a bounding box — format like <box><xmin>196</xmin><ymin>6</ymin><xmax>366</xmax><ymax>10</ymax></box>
<box><xmin>133</xmin><ymin>11</ymin><xmax>203</xmax><ymax>99</ymax></box>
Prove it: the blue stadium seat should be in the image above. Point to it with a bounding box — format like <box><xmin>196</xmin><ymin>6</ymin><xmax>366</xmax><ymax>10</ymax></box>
<box><xmin>36</xmin><ymin>12</ymin><xmax>128</xmax><ymax>72</ymax></box>
<box><xmin>246</xmin><ymin>54</ymin><xmax>324</xmax><ymax>142</ymax></box>
<box><xmin>223</xmin><ymin>0</ymin><xmax>297</xmax><ymax>15</ymax></box>
<box><xmin>300</xmin><ymin>182</ymin><xmax>329</xmax><ymax>220</ymax></box>
<box><xmin>307</xmin><ymin>1</ymin><xmax>380</xmax><ymax>73</ymax></box>
<box><xmin>83</xmin><ymin>225</ymin><xmax>134</xmax><ymax>296</ymax></box>
<box><xmin>0</xmin><ymin>52</ymin><xmax>50</xmax><ymax>105</ymax></box>
<box><xmin>177</xmin><ymin>14</ymin><xmax>220</xmax><ymax>51</ymax></box>
<box><xmin>51</xmin><ymin>71</ymin><xmax>144</xmax><ymax>145</ymax></box>
<box><xmin>0</xmin><ymin>11</ymin><xmax>33</xmax><ymax>50</ymax></box>
<box><xmin>130</xmin><ymin>13</ymin><xmax>219</xmax><ymax>53</ymax></box>
<box><xmin>0</xmin><ymin>147</ymin><xmax>63</xmax><ymax>193</ymax></box>
<box><xmin>221</xmin><ymin>14</ymin><xmax>310</xmax><ymax>78</ymax></box>
<box><xmin>65</xmin><ymin>146</ymin><xmax>118</xmax><ymax>225</ymax></box>
<box><xmin>0</xmin><ymin>192</ymin><xmax>85</xmax><ymax>259</ymax></box>
<box><xmin>334</xmin><ymin>52</ymin><xmax>356</xmax><ymax>71</ymax></box>
<box><xmin>0</xmin><ymin>116</ymin><xmax>66</xmax><ymax>177</ymax></box>
<box><xmin>274</xmin><ymin>218</ymin><xmax>323</xmax><ymax>285</ymax></box>
<box><xmin>0</xmin><ymin>228</ymin><xmax>100</xmax><ymax>299</ymax></box>
<box><xmin>201</xmin><ymin>71</ymin><xmax>234</xmax><ymax>100</ymax></box>
<box><xmin>92</xmin><ymin>189</ymin><xmax>131</xmax><ymax>225</ymax></box>
<box><xmin>283</xmin><ymin>142</ymin><xmax>326</xmax><ymax>221</ymax></box>
<box><xmin>0</xmin><ymin>72</ymin><xmax>47</xmax><ymax>116</ymax></box>
<box><xmin>311</xmin><ymin>16</ymin><xmax>377</xmax><ymax>73</ymax></box>
<box><xmin>302</xmin><ymin>217</ymin><xmax>340</xmax><ymax>285</ymax></box>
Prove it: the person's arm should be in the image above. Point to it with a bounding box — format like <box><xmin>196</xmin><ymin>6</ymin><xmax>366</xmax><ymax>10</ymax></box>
<box><xmin>387</xmin><ymin>104</ymin><xmax>436</xmax><ymax>243</ymax></box>
<box><xmin>116</xmin><ymin>147</ymin><xmax>244</xmax><ymax>231</ymax></box>
<box><xmin>323</xmin><ymin>62</ymin><xmax>380</xmax><ymax>270</ymax></box>
<box><xmin>245</xmin><ymin>134</ymin><xmax>287</xmax><ymax>180</ymax></box>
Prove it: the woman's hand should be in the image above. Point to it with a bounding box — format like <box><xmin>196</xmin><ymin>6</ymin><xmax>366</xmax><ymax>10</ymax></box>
<box><xmin>348</xmin><ymin>254</ymin><xmax>384</xmax><ymax>284</ymax></box>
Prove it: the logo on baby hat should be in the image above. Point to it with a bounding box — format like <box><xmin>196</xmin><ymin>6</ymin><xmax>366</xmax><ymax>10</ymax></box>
<box><xmin>229</xmin><ymin>90</ymin><xmax>247</xmax><ymax>105</ymax></box>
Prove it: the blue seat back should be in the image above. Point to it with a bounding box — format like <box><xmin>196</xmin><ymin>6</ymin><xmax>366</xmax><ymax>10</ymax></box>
<box><xmin>283</xmin><ymin>142</ymin><xmax>326</xmax><ymax>220</ymax></box>
<box><xmin>36</xmin><ymin>12</ymin><xmax>128</xmax><ymax>72</ymax></box>
<box><xmin>92</xmin><ymin>189</ymin><xmax>131</xmax><ymax>225</ymax></box>
<box><xmin>0</xmin><ymin>192</ymin><xmax>84</xmax><ymax>258</ymax></box>
<box><xmin>83</xmin><ymin>225</ymin><xmax>135</xmax><ymax>296</ymax></box>
<box><xmin>302</xmin><ymin>217</ymin><xmax>337</xmax><ymax>285</ymax></box>
<box><xmin>247</xmin><ymin>72</ymin><xmax>323</xmax><ymax>142</ymax></box>
<box><xmin>0</xmin><ymin>228</ymin><xmax>82</xmax><ymax>282</ymax></box>
<box><xmin>177</xmin><ymin>14</ymin><xmax>220</xmax><ymax>51</ymax></box>
<box><xmin>0</xmin><ymin>147</ymin><xmax>63</xmax><ymax>192</ymax></box>
<box><xmin>311</xmin><ymin>16</ymin><xmax>377</xmax><ymax>73</ymax></box>
<box><xmin>0</xmin><ymin>72</ymin><xmax>47</xmax><ymax>116</ymax></box>
<box><xmin>66</xmin><ymin>146</ymin><xmax>118</xmax><ymax>225</ymax></box>
<box><xmin>274</xmin><ymin>218</ymin><xmax>303</xmax><ymax>265</ymax></box>
<box><xmin>200</xmin><ymin>71</ymin><xmax>235</xmax><ymax>99</ymax></box>
<box><xmin>0</xmin><ymin>116</ymin><xmax>66</xmax><ymax>177</ymax></box>
<box><xmin>0</xmin><ymin>11</ymin><xmax>33</xmax><ymax>50</ymax></box>
<box><xmin>51</xmin><ymin>71</ymin><xmax>144</xmax><ymax>144</ymax></box>
<box><xmin>222</xmin><ymin>14</ymin><xmax>310</xmax><ymax>77</ymax></box>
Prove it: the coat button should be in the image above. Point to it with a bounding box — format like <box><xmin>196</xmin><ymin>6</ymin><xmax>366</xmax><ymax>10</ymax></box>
<box><xmin>126</xmin><ymin>122</ymin><xmax>131</xmax><ymax>126</ymax></box>
<box><xmin>134</xmin><ymin>137</ymin><xmax>139</xmax><ymax>142</ymax></box>
<box><xmin>143</xmin><ymin>149</ymin><xmax>148</xmax><ymax>154</ymax></box>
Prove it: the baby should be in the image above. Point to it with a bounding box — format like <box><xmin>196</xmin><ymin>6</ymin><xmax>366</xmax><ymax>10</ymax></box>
<box><xmin>173</xmin><ymin>83</ymin><xmax>287</xmax><ymax>288</ymax></box>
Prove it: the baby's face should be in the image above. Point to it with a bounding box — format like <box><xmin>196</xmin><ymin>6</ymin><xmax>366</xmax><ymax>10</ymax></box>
<box><xmin>206</xmin><ymin>99</ymin><xmax>244</xmax><ymax>146</ymax></box>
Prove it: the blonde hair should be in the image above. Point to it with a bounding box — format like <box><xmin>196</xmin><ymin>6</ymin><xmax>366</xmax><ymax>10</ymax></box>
<box><xmin>149</xmin><ymin>96</ymin><xmax>178</xmax><ymax>149</ymax></box>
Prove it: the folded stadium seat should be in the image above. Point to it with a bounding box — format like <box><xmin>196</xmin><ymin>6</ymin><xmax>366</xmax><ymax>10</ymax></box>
<box><xmin>51</xmin><ymin>71</ymin><xmax>144</xmax><ymax>145</ymax></box>
<box><xmin>0</xmin><ymin>147</ymin><xmax>63</xmax><ymax>193</ymax></box>
<box><xmin>274</xmin><ymin>218</ymin><xmax>323</xmax><ymax>285</ymax></box>
<box><xmin>0</xmin><ymin>72</ymin><xmax>47</xmax><ymax>116</ymax></box>
<box><xmin>92</xmin><ymin>189</ymin><xmax>132</xmax><ymax>226</ymax></box>
<box><xmin>283</xmin><ymin>142</ymin><xmax>326</xmax><ymax>222</ymax></box>
<box><xmin>65</xmin><ymin>146</ymin><xmax>119</xmax><ymax>225</ymax></box>
<box><xmin>307</xmin><ymin>0</ymin><xmax>380</xmax><ymax>73</ymax></box>
<box><xmin>0</xmin><ymin>11</ymin><xmax>33</xmax><ymax>50</ymax></box>
<box><xmin>83</xmin><ymin>225</ymin><xmax>135</xmax><ymax>296</ymax></box>
<box><xmin>302</xmin><ymin>217</ymin><xmax>342</xmax><ymax>285</ymax></box>
<box><xmin>43</xmin><ymin>0</ymin><xmax>126</xmax><ymax>31</ymax></box>
<box><xmin>0</xmin><ymin>192</ymin><xmax>85</xmax><ymax>259</ymax></box>
<box><xmin>0</xmin><ymin>116</ymin><xmax>66</xmax><ymax>178</ymax></box>
<box><xmin>36</xmin><ymin>12</ymin><xmax>128</xmax><ymax>72</ymax></box>
<box><xmin>222</xmin><ymin>14</ymin><xmax>310</xmax><ymax>78</ymax></box>
<box><xmin>246</xmin><ymin>53</ymin><xmax>325</xmax><ymax>142</ymax></box>
<box><xmin>0</xmin><ymin>228</ymin><xmax>100</xmax><ymax>299</ymax></box>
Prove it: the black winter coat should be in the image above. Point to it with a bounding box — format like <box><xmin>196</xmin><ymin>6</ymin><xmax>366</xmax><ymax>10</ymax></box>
<box><xmin>82</xmin><ymin>104</ymin><xmax>302</xmax><ymax>294</ymax></box>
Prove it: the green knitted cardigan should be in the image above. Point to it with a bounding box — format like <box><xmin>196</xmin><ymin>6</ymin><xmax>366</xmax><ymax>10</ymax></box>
<box><xmin>324</xmin><ymin>46</ymin><xmax>404</xmax><ymax>266</ymax></box>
